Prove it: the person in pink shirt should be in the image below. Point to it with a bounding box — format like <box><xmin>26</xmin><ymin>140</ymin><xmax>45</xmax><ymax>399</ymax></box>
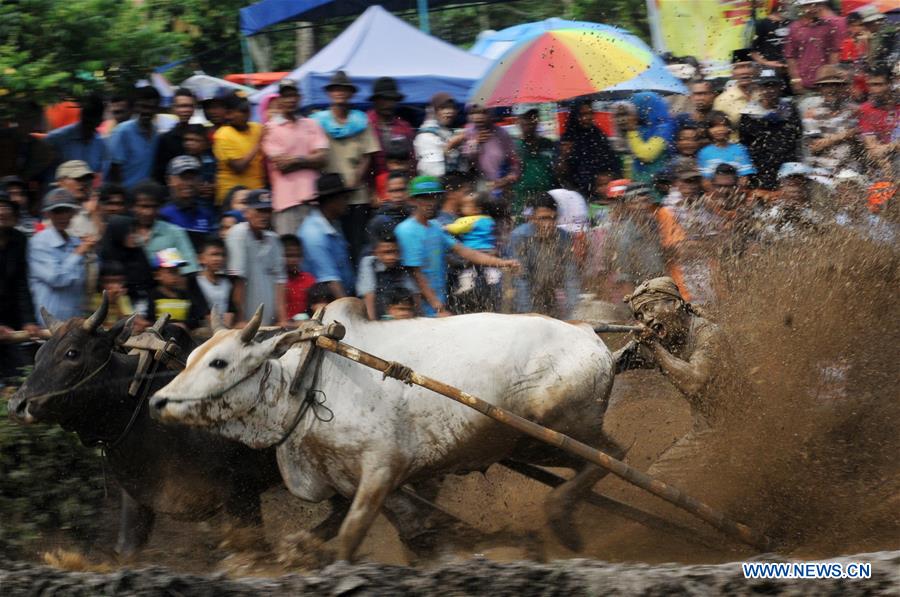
<box><xmin>262</xmin><ymin>79</ymin><xmax>330</xmax><ymax>235</ymax></box>
<box><xmin>784</xmin><ymin>0</ymin><xmax>842</xmax><ymax>94</ymax></box>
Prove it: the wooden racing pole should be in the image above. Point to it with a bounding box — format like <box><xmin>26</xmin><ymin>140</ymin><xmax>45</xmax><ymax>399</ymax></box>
<box><xmin>315</xmin><ymin>335</ymin><xmax>773</xmax><ymax>551</ymax></box>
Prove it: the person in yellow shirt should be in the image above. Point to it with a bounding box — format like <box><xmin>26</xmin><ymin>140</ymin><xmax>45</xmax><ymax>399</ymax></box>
<box><xmin>213</xmin><ymin>95</ymin><xmax>266</xmax><ymax>204</ymax></box>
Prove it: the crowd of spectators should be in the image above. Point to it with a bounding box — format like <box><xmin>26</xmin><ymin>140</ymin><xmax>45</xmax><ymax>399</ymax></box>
<box><xmin>0</xmin><ymin>0</ymin><xmax>896</xmax><ymax>384</ymax></box>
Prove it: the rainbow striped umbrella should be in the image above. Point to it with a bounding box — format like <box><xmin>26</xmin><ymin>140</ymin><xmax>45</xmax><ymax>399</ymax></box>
<box><xmin>469</xmin><ymin>20</ymin><xmax>685</xmax><ymax>106</ymax></box>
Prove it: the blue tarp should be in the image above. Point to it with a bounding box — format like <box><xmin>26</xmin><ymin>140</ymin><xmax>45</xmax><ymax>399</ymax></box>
<box><xmin>470</xmin><ymin>18</ymin><xmax>687</xmax><ymax>98</ymax></box>
<box><xmin>249</xmin><ymin>5</ymin><xmax>491</xmax><ymax>107</ymax></box>
<box><xmin>240</xmin><ymin>0</ymin><xmax>505</xmax><ymax>36</ymax></box>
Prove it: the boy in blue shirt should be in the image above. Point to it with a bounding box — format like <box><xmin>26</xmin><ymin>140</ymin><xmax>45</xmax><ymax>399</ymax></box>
<box><xmin>697</xmin><ymin>111</ymin><xmax>756</xmax><ymax>184</ymax></box>
<box><xmin>395</xmin><ymin>176</ymin><xmax>517</xmax><ymax>316</ymax></box>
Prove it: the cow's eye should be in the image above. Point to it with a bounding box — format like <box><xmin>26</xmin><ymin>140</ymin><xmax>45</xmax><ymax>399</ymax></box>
<box><xmin>209</xmin><ymin>359</ymin><xmax>228</xmax><ymax>369</ymax></box>
<box><xmin>65</xmin><ymin>349</ymin><xmax>79</xmax><ymax>360</ymax></box>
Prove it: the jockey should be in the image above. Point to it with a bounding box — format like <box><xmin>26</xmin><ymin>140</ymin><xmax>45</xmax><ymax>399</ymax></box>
<box><xmin>614</xmin><ymin>276</ymin><xmax>748</xmax><ymax>478</ymax></box>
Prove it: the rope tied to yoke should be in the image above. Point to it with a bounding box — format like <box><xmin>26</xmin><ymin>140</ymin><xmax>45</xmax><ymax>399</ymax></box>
<box><xmin>382</xmin><ymin>362</ymin><xmax>414</xmax><ymax>386</ymax></box>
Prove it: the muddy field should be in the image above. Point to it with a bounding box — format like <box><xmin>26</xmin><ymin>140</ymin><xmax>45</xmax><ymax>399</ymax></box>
<box><xmin>3</xmin><ymin>230</ymin><xmax>899</xmax><ymax>593</ymax></box>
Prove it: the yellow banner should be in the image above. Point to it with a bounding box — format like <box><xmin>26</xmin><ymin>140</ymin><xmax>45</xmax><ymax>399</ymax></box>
<box><xmin>647</xmin><ymin>0</ymin><xmax>766</xmax><ymax>66</ymax></box>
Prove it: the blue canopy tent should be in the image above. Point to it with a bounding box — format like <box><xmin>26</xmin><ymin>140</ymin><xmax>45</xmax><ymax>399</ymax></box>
<box><xmin>470</xmin><ymin>18</ymin><xmax>686</xmax><ymax>97</ymax></box>
<box><xmin>240</xmin><ymin>0</ymin><xmax>511</xmax><ymax>36</ymax></box>
<box><xmin>249</xmin><ymin>5</ymin><xmax>491</xmax><ymax>108</ymax></box>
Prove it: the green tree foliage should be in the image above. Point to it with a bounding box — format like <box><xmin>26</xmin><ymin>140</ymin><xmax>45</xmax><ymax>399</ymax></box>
<box><xmin>0</xmin><ymin>0</ymin><xmax>184</xmax><ymax>115</ymax></box>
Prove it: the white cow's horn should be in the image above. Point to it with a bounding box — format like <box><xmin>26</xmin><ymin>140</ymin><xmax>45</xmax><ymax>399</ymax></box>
<box><xmin>83</xmin><ymin>290</ymin><xmax>109</xmax><ymax>333</ymax></box>
<box><xmin>40</xmin><ymin>307</ymin><xmax>63</xmax><ymax>334</ymax></box>
<box><xmin>240</xmin><ymin>305</ymin><xmax>264</xmax><ymax>344</ymax></box>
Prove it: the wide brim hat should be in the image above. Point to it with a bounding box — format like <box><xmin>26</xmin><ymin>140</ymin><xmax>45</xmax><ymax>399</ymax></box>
<box><xmin>324</xmin><ymin>70</ymin><xmax>358</xmax><ymax>94</ymax></box>
<box><xmin>814</xmin><ymin>65</ymin><xmax>849</xmax><ymax>86</ymax></box>
<box><xmin>316</xmin><ymin>172</ymin><xmax>354</xmax><ymax>200</ymax></box>
<box><xmin>368</xmin><ymin>76</ymin><xmax>405</xmax><ymax>102</ymax></box>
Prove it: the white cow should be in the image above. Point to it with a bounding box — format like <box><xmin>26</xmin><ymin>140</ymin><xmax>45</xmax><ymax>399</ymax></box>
<box><xmin>150</xmin><ymin>298</ymin><xmax>622</xmax><ymax>561</ymax></box>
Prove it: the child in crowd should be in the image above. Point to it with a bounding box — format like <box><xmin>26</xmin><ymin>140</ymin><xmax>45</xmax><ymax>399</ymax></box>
<box><xmin>696</xmin><ymin>111</ymin><xmax>755</xmax><ymax>184</ymax></box>
<box><xmin>218</xmin><ymin>210</ymin><xmax>243</xmax><ymax>240</ymax></box>
<box><xmin>281</xmin><ymin>234</ymin><xmax>316</xmax><ymax>322</ymax></box>
<box><xmin>374</xmin><ymin>138</ymin><xmax>414</xmax><ymax>202</ymax></box>
<box><xmin>89</xmin><ymin>261</ymin><xmax>136</xmax><ymax>327</ymax></box>
<box><xmin>356</xmin><ymin>231</ymin><xmax>418</xmax><ymax>320</ymax></box>
<box><xmin>367</xmin><ymin>171</ymin><xmax>411</xmax><ymax>241</ymax></box>
<box><xmin>443</xmin><ymin>192</ymin><xmax>500</xmax><ymax>312</ymax></box>
<box><xmin>674</xmin><ymin>124</ymin><xmax>704</xmax><ymax>159</ymax></box>
<box><xmin>306</xmin><ymin>282</ymin><xmax>336</xmax><ymax>318</ymax></box>
<box><xmin>148</xmin><ymin>248</ymin><xmax>205</xmax><ymax>330</ymax></box>
<box><xmin>186</xmin><ymin>238</ymin><xmax>237</xmax><ymax>327</ymax></box>
<box><xmin>183</xmin><ymin>124</ymin><xmax>217</xmax><ymax>203</ymax></box>
<box><xmin>383</xmin><ymin>286</ymin><xmax>416</xmax><ymax>320</ymax></box>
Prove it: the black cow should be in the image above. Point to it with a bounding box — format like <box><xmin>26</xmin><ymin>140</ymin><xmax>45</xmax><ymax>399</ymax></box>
<box><xmin>7</xmin><ymin>296</ymin><xmax>281</xmax><ymax>556</ymax></box>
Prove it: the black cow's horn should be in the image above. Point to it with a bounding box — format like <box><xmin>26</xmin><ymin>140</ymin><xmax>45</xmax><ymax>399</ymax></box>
<box><xmin>210</xmin><ymin>307</ymin><xmax>227</xmax><ymax>332</ymax></box>
<box><xmin>83</xmin><ymin>290</ymin><xmax>109</xmax><ymax>333</ymax></box>
<box><xmin>240</xmin><ymin>305</ymin><xmax>264</xmax><ymax>344</ymax></box>
<box><xmin>40</xmin><ymin>307</ymin><xmax>63</xmax><ymax>334</ymax></box>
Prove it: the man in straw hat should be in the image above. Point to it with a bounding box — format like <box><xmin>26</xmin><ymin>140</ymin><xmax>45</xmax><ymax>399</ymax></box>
<box><xmin>616</xmin><ymin>276</ymin><xmax>746</xmax><ymax>478</ymax></box>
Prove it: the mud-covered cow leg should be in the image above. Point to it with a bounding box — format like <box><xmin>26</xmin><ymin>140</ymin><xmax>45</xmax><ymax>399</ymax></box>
<box><xmin>543</xmin><ymin>437</ymin><xmax>626</xmax><ymax>551</ymax></box>
<box><xmin>310</xmin><ymin>495</ymin><xmax>352</xmax><ymax>541</ymax></box>
<box><xmin>335</xmin><ymin>467</ymin><xmax>396</xmax><ymax>562</ymax></box>
<box><xmin>116</xmin><ymin>489</ymin><xmax>155</xmax><ymax>558</ymax></box>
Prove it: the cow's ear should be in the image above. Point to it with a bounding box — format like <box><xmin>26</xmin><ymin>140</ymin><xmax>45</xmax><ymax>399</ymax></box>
<box><xmin>109</xmin><ymin>315</ymin><xmax>137</xmax><ymax>346</ymax></box>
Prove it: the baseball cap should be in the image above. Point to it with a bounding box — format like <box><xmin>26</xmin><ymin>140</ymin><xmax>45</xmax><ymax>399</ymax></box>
<box><xmin>42</xmin><ymin>188</ymin><xmax>81</xmax><ymax>212</ymax></box>
<box><xmin>55</xmin><ymin>160</ymin><xmax>94</xmax><ymax>180</ymax></box>
<box><xmin>606</xmin><ymin>179</ymin><xmax>632</xmax><ymax>198</ymax></box>
<box><xmin>756</xmin><ymin>69</ymin><xmax>783</xmax><ymax>86</ymax></box>
<box><xmin>154</xmin><ymin>248</ymin><xmax>188</xmax><ymax>269</ymax></box>
<box><xmin>278</xmin><ymin>79</ymin><xmax>299</xmax><ymax>93</ymax></box>
<box><xmin>408</xmin><ymin>176</ymin><xmax>443</xmax><ymax>197</ymax></box>
<box><xmin>166</xmin><ymin>155</ymin><xmax>202</xmax><ymax>176</ymax></box>
<box><xmin>244</xmin><ymin>189</ymin><xmax>273</xmax><ymax>210</ymax></box>
<box><xmin>777</xmin><ymin>162</ymin><xmax>812</xmax><ymax>180</ymax></box>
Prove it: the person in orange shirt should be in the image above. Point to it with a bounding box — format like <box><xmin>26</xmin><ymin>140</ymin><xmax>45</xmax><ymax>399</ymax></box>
<box><xmin>212</xmin><ymin>95</ymin><xmax>265</xmax><ymax>204</ymax></box>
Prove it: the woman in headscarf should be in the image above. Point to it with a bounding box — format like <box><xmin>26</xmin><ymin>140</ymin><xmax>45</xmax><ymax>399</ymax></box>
<box><xmin>560</xmin><ymin>100</ymin><xmax>622</xmax><ymax>198</ymax></box>
<box><xmin>99</xmin><ymin>215</ymin><xmax>155</xmax><ymax>318</ymax></box>
<box><xmin>622</xmin><ymin>92</ymin><xmax>676</xmax><ymax>184</ymax></box>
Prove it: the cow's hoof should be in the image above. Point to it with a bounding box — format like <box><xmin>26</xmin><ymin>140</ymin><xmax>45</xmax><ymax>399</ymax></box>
<box><xmin>545</xmin><ymin>491</ymin><xmax>584</xmax><ymax>552</ymax></box>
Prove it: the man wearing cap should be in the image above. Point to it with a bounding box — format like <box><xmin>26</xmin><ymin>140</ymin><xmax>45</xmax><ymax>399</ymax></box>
<box><xmin>857</xmin><ymin>4</ymin><xmax>897</xmax><ymax>71</ymax></box>
<box><xmin>752</xmin><ymin>162</ymin><xmax>823</xmax><ymax>242</ymax></box>
<box><xmin>262</xmin><ymin>79</ymin><xmax>329</xmax><ymax>236</ymax></box>
<box><xmin>298</xmin><ymin>173</ymin><xmax>356</xmax><ymax>301</ymax></box>
<box><xmin>152</xmin><ymin>88</ymin><xmax>199</xmax><ymax>184</ymax></box>
<box><xmin>615</xmin><ymin>276</ymin><xmax>746</xmax><ymax>479</ymax></box>
<box><xmin>160</xmin><ymin>156</ymin><xmax>217</xmax><ymax>252</ymax></box>
<box><xmin>367</xmin><ymin>77</ymin><xmax>415</xmax><ymax>177</ymax></box>
<box><xmin>801</xmin><ymin>65</ymin><xmax>860</xmax><ymax>175</ymax></box>
<box><xmin>784</xmin><ymin>0</ymin><xmax>842</xmax><ymax>94</ymax></box>
<box><xmin>45</xmin><ymin>94</ymin><xmax>108</xmax><ymax>177</ymax></box>
<box><xmin>225</xmin><ymin>189</ymin><xmax>286</xmax><ymax>326</ymax></box>
<box><xmin>397</xmin><ymin>175</ymin><xmax>518</xmax><ymax>316</ymax></box>
<box><xmin>52</xmin><ymin>160</ymin><xmax>99</xmax><ymax>239</ymax></box>
<box><xmin>27</xmin><ymin>189</ymin><xmax>94</xmax><ymax>320</ymax></box>
<box><xmin>311</xmin><ymin>72</ymin><xmax>380</xmax><ymax>266</ymax></box>
<box><xmin>415</xmin><ymin>92</ymin><xmax>461</xmax><ymax>177</ymax></box>
<box><xmin>739</xmin><ymin>70</ymin><xmax>802</xmax><ymax>190</ymax></box>
<box><xmin>107</xmin><ymin>86</ymin><xmax>162</xmax><ymax>188</ymax></box>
